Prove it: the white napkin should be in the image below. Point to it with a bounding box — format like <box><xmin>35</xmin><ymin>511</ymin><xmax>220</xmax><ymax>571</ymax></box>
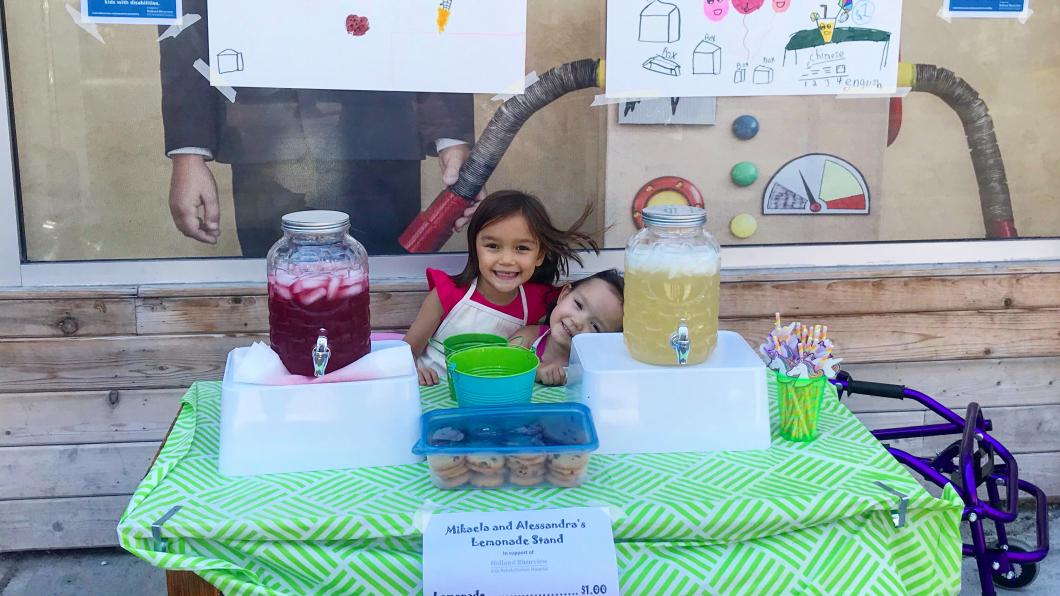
<box><xmin>229</xmin><ymin>341</ymin><xmax>415</xmax><ymax>385</ymax></box>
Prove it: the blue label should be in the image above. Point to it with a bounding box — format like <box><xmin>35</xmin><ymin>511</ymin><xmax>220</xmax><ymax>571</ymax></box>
<box><xmin>85</xmin><ymin>0</ymin><xmax>178</xmax><ymax>19</ymax></box>
<box><xmin>947</xmin><ymin>0</ymin><xmax>1026</xmax><ymax>12</ymax></box>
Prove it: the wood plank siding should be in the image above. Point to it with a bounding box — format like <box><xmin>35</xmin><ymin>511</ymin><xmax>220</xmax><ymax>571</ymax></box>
<box><xmin>1</xmin><ymin>264</ymin><xmax>1058</xmax><ymax>551</ymax></box>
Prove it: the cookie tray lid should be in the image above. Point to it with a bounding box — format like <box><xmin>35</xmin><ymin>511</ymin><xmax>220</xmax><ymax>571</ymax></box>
<box><xmin>412</xmin><ymin>403</ymin><xmax>599</xmax><ymax>456</ymax></box>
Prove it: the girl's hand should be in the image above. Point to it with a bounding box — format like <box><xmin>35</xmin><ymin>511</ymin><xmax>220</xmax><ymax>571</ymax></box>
<box><xmin>418</xmin><ymin>365</ymin><xmax>440</xmax><ymax>386</ymax></box>
<box><xmin>536</xmin><ymin>363</ymin><xmax>567</xmax><ymax>386</ymax></box>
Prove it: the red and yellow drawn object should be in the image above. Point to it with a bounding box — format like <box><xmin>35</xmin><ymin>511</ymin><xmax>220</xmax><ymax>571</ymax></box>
<box><xmin>631</xmin><ymin>176</ymin><xmax>705</xmax><ymax>229</ymax></box>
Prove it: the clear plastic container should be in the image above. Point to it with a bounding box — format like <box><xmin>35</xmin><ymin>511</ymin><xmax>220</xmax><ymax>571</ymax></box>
<box><xmin>412</xmin><ymin>403</ymin><xmax>599</xmax><ymax>490</ymax></box>
<box><xmin>624</xmin><ymin>205</ymin><xmax>721</xmax><ymax>366</ymax></box>
<box><xmin>267</xmin><ymin>211</ymin><xmax>370</xmax><ymax>377</ymax></box>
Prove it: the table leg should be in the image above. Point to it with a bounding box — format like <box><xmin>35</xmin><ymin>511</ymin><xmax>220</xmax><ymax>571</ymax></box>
<box><xmin>166</xmin><ymin>570</ymin><xmax>221</xmax><ymax>596</ymax></box>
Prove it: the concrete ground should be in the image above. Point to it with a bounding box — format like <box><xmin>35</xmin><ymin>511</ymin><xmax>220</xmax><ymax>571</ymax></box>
<box><xmin>1</xmin><ymin>506</ymin><xmax>1057</xmax><ymax>595</ymax></box>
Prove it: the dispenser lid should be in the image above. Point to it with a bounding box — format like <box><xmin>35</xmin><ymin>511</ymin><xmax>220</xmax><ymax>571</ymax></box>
<box><xmin>282</xmin><ymin>210</ymin><xmax>350</xmax><ymax>234</ymax></box>
<box><xmin>641</xmin><ymin>205</ymin><xmax>707</xmax><ymax>228</ymax></box>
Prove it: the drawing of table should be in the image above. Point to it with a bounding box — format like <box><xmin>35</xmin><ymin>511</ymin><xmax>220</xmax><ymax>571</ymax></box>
<box><xmin>784</xmin><ymin>27</ymin><xmax>892</xmax><ymax>69</ymax></box>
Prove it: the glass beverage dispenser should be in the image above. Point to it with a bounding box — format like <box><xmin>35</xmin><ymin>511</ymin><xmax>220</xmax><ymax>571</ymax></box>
<box><xmin>623</xmin><ymin>206</ymin><xmax>721</xmax><ymax>366</ymax></box>
<box><xmin>267</xmin><ymin>211</ymin><xmax>371</xmax><ymax>376</ymax></box>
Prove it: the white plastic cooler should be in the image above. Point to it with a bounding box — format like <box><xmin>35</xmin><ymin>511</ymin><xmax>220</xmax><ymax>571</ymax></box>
<box><xmin>219</xmin><ymin>340</ymin><xmax>422</xmax><ymax>476</ymax></box>
<box><xmin>566</xmin><ymin>331</ymin><xmax>771</xmax><ymax>455</ymax></box>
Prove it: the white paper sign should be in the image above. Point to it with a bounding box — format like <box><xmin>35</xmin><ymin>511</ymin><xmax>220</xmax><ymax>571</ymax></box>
<box><xmin>423</xmin><ymin>507</ymin><xmax>619</xmax><ymax>596</ymax></box>
<box><xmin>207</xmin><ymin>0</ymin><xmax>527</xmax><ymax>94</ymax></box>
<box><xmin>606</xmin><ymin>0</ymin><xmax>903</xmax><ymax>97</ymax></box>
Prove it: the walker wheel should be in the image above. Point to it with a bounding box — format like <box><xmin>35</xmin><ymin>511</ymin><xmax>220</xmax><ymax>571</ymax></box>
<box><xmin>992</xmin><ymin>543</ymin><xmax>1039</xmax><ymax>590</ymax></box>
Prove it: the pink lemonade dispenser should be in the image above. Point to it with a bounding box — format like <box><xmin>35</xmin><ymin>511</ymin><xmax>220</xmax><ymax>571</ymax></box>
<box><xmin>267</xmin><ymin>211</ymin><xmax>370</xmax><ymax>377</ymax></box>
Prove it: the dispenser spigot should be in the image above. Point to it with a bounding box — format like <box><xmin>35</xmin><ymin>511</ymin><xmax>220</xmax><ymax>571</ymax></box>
<box><xmin>670</xmin><ymin>319</ymin><xmax>691</xmax><ymax>365</ymax></box>
<box><xmin>312</xmin><ymin>328</ymin><xmax>331</xmax><ymax>377</ymax></box>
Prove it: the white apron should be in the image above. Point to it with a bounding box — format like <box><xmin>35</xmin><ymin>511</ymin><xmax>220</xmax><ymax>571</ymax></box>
<box><xmin>418</xmin><ymin>280</ymin><xmax>528</xmax><ymax>375</ymax></box>
<box><xmin>530</xmin><ymin>328</ymin><xmax>551</xmax><ymax>357</ymax></box>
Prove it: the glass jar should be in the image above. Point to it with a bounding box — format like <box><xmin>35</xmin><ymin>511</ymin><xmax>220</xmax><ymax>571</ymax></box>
<box><xmin>623</xmin><ymin>206</ymin><xmax>721</xmax><ymax>366</ymax></box>
<box><xmin>267</xmin><ymin>211</ymin><xmax>370</xmax><ymax>376</ymax></box>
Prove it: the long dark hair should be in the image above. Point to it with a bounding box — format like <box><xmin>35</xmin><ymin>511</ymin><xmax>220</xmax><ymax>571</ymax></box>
<box><xmin>571</xmin><ymin>269</ymin><xmax>624</xmax><ymax>303</ymax></box>
<box><xmin>451</xmin><ymin>190</ymin><xmax>598</xmax><ymax>287</ymax></box>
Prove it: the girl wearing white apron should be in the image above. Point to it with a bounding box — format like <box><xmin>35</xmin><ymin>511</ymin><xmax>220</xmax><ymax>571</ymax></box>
<box><xmin>417</xmin><ymin>279</ymin><xmax>529</xmax><ymax>375</ymax></box>
<box><xmin>402</xmin><ymin>191</ymin><xmax>596</xmax><ymax>386</ymax></box>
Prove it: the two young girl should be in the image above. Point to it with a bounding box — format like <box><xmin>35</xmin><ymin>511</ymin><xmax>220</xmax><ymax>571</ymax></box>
<box><xmin>403</xmin><ymin>191</ymin><xmax>624</xmax><ymax>386</ymax></box>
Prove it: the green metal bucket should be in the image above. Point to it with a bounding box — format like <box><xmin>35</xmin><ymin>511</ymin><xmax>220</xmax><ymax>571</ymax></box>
<box><xmin>448</xmin><ymin>345</ymin><xmax>539</xmax><ymax>408</ymax></box>
<box><xmin>436</xmin><ymin>333</ymin><xmax>509</xmax><ymax>399</ymax></box>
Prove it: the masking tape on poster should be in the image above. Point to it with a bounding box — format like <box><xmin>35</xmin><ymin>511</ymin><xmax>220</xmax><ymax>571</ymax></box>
<box><xmin>65</xmin><ymin>4</ymin><xmax>105</xmax><ymax>44</ymax></box>
<box><xmin>193</xmin><ymin>59</ymin><xmax>237</xmax><ymax>103</ymax></box>
<box><xmin>158</xmin><ymin>14</ymin><xmax>202</xmax><ymax>42</ymax></box>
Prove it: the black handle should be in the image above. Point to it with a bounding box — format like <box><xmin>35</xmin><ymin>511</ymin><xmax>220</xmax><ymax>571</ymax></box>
<box><xmin>836</xmin><ymin>372</ymin><xmax>907</xmax><ymax>400</ymax></box>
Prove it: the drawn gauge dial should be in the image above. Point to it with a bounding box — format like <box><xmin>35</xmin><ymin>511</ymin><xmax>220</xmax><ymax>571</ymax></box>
<box><xmin>632</xmin><ymin>176</ymin><xmax>705</xmax><ymax>228</ymax></box>
<box><xmin>762</xmin><ymin>154</ymin><xmax>869</xmax><ymax>215</ymax></box>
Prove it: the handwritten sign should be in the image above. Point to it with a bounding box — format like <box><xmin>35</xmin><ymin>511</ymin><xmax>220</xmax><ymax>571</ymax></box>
<box><xmin>606</xmin><ymin>0</ymin><xmax>903</xmax><ymax>97</ymax></box>
<box><xmin>423</xmin><ymin>507</ymin><xmax>619</xmax><ymax>596</ymax></box>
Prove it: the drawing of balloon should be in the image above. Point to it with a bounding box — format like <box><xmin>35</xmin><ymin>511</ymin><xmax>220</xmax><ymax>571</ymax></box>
<box><xmin>771</xmin><ymin>0</ymin><xmax>791</xmax><ymax>12</ymax></box>
<box><xmin>704</xmin><ymin>0</ymin><xmax>730</xmax><ymax>22</ymax></box>
<box><xmin>732</xmin><ymin>0</ymin><xmax>765</xmax><ymax>14</ymax></box>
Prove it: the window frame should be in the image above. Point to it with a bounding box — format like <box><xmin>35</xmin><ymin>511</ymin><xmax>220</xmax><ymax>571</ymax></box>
<box><xmin>1</xmin><ymin>29</ymin><xmax>1058</xmax><ymax>288</ymax></box>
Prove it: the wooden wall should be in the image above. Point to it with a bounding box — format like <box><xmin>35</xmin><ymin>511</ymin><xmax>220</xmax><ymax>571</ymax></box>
<box><xmin>2</xmin><ymin>263</ymin><xmax>1059</xmax><ymax>551</ymax></box>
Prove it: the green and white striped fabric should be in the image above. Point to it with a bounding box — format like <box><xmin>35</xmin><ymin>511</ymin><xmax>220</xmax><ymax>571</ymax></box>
<box><xmin>119</xmin><ymin>381</ymin><xmax>963</xmax><ymax>595</ymax></box>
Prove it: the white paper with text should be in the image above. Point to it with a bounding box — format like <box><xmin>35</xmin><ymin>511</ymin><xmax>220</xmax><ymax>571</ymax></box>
<box><xmin>606</xmin><ymin>0</ymin><xmax>902</xmax><ymax>97</ymax></box>
<box><xmin>423</xmin><ymin>507</ymin><xmax>619</xmax><ymax>596</ymax></box>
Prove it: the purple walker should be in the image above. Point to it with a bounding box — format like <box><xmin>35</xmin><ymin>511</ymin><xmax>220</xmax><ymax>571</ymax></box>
<box><xmin>833</xmin><ymin>372</ymin><xmax>1050</xmax><ymax>595</ymax></box>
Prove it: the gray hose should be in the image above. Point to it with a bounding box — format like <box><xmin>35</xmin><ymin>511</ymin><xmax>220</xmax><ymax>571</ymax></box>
<box><xmin>912</xmin><ymin>64</ymin><xmax>1017</xmax><ymax>238</ymax></box>
<box><xmin>452</xmin><ymin>59</ymin><xmax>600</xmax><ymax>199</ymax></box>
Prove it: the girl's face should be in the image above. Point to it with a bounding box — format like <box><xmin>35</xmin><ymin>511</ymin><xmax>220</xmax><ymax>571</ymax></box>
<box><xmin>704</xmin><ymin>0</ymin><xmax>729</xmax><ymax>21</ymax></box>
<box><xmin>547</xmin><ymin>279</ymin><xmax>624</xmax><ymax>351</ymax></box>
<box><xmin>474</xmin><ymin>214</ymin><xmax>545</xmax><ymax>296</ymax></box>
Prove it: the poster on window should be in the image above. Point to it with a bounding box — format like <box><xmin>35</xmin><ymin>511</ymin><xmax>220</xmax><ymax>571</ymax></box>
<box><xmin>606</xmin><ymin>0</ymin><xmax>903</xmax><ymax>97</ymax></box>
<box><xmin>943</xmin><ymin>0</ymin><xmax>1031</xmax><ymax>19</ymax></box>
<box><xmin>207</xmin><ymin>0</ymin><xmax>527</xmax><ymax>94</ymax></box>
<box><xmin>81</xmin><ymin>0</ymin><xmax>182</xmax><ymax>24</ymax></box>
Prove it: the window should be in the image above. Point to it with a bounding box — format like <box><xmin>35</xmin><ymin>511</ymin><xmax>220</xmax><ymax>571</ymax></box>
<box><xmin>1</xmin><ymin>2</ymin><xmax>1057</xmax><ymax>286</ymax></box>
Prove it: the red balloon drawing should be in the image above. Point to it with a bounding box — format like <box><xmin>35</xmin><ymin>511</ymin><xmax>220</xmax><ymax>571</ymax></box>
<box><xmin>733</xmin><ymin>0</ymin><xmax>765</xmax><ymax>14</ymax></box>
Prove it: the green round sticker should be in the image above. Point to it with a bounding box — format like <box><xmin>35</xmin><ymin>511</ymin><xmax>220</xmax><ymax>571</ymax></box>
<box><xmin>731</xmin><ymin>162</ymin><xmax>758</xmax><ymax>187</ymax></box>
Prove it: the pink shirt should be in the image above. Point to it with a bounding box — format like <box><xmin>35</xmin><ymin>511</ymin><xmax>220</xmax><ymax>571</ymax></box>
<box><xmin>426</xmin><ymin>268</ymin><xmax>556</xmax><ymax>324</ymax></box>
<box><xmin>532</xmin><ymin>324</ymin><xmax>550</xmax><ymax>358</ymax></box>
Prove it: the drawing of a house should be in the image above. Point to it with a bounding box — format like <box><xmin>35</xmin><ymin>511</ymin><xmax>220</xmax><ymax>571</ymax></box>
<box><xmin>639</xmin><ymin>1</ymin><xmax>680</xmax><ymax>43</ymax></box>
<box><xmin>216</xmin><ymin>49</ymin><xmax>244</xmax><ymax>74</ymax></box>
<box><xmin>693</xmin><ymin>40</ymin><xmax>721</xmax><ymax>75</ymax></box>
<box><xmin>753</xmin><ymin>65</ymin><xmax>774</xmax><ymax>84</ymax></box>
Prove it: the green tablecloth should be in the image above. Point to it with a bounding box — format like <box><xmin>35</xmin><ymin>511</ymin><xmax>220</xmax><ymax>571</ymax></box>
<box><xmin>119</xmin><ymin>381</ymin><xmax>963</xmax><ymax>595</ymax></box>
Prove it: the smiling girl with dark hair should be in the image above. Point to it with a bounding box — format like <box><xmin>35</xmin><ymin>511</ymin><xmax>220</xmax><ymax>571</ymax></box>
<box><xmin>404</xmin><ymin>190</ymin><xmax>598</xmax><ymax>385</ymax></box>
